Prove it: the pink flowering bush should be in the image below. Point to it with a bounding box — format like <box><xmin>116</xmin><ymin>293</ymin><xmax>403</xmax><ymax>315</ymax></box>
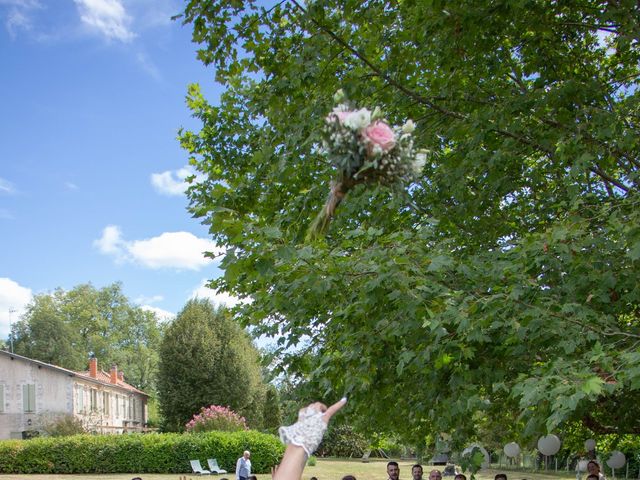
<box><xmin>185</xmin><ymin>405</ymin><xmax>248</xmax><ymax>433</ymax></box>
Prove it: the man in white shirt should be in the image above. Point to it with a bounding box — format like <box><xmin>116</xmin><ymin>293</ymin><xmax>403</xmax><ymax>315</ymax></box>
<box><xmin>236</xmin><ymin>450</ymin><xmax>251</xmax><ymax>480</ymax></box>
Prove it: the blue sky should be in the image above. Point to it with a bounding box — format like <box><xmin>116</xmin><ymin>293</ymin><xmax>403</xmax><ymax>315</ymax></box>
<box><xmin>0</xmin><ymin>0</ymin><xmax>235</xmax><ymax>339</ymax></box>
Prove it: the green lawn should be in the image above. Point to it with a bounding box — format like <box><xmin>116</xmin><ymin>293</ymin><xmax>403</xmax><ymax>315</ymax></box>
<box><xmin>0</xmin><ymin>458</ymin><xmax>580</xmax><ymax>480</ymax></box>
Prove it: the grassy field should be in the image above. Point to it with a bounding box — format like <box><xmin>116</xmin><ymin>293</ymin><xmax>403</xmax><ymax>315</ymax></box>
<box><xmin>0</xmin><ymin>458</ymin><xmax>580</xmax><ymax>480</ymax></box>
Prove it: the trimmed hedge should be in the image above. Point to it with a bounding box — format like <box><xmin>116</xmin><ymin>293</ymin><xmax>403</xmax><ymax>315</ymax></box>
<box><xmin>0</xmin><ymin>430</ymin><xmax>284</xmax><ymax>474</ymax></box>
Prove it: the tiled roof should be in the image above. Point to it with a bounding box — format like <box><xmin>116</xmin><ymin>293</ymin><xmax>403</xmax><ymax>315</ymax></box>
<box><xmin>0</xmin><ymin>350</ymin><xmax>148</xmax><ymax>397</ymax></box>
<box><xmin>75</xmin><ymin>369</ymin><xmax>148</xmax><ymax>397</ymax></box>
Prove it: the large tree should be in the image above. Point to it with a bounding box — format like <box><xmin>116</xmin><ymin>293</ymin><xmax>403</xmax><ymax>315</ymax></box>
<box><xmin>178</xmin><ymin>0</ymin><xmax>640</xmax><ymax>441</ymax></box>
<box><xmin>12</xmin><ymin>283</ymin><xmax>163</xmax><ymax>392</ymax></box>
<box><xmin>157</xmin><ymin>298</ymin><xmax>266</xmax><ymax>431</ymax></box>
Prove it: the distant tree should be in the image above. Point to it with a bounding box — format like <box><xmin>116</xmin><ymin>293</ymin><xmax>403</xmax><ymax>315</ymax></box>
<box><xmin>157</xmin><ymin>299</ymin><xmax>266</xmax><ymax>431</ymax></box>
<box><xmin>13</xmin><ymin>289</ymin><xmax>85</xmax><ymax>370</ymax></box>
<box><xmin>12</xmin><ymin>282</ymin><xmax>163</xmax><ymax>392</ymax></box>
<box><xmin>262</xmin><ymin>385</ymin><xmax>283</xmax><ymax>433</ymax></box>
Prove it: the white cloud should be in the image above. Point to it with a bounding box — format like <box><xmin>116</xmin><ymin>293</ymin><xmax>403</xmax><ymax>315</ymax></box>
<box><xmin>129</xmin><ymin>232</ymin><xmax>221</xmax><ymax>269</ymax></box>
<box><xmin>93</xmin><ymin>224</ymin><xmax>126</xmax><ymax>257</ymax></box>
<box><xmin>94</xmin><ymin>226</ymin><xmax>223</xmax><ymax>270</ymax></box>
<box><xmin>150</xmin><ymin>167</ymin><xmax>192</xmax><ymax>196</ymax></box>
<box><xmin>136</xmin><ymin>51</ymin><xmax>161</xmax><ymax>82</ymax></box>
<box><xmin>65</xmin><ymin>181</ymin><xmax>79</xmax><ymax>190</ymax></box>
<box><xmin>135</xmin><ymin>294</ymin><xmax>163</xmax><ymax>305</ymax></box>
<box><xmin>0</xmin><ymin>177</ymin><xmax>16</xmax><ymax>195</ymax></box>
<box><xmin>140</xmin><ymin>304</ymin><xmax>175</xmax><ymax>322</ymax></box>
<box><xmin>190</xmin><ymin>279</ymin><xmax>245</xmax><ymax>308</ymax></box>
<box><xmin>0</xmin><ymin>278</ymin><xmax>32</xmax><ymax>339</ymax></box>
<box><xmin>0</xmin><ymin>0</ymin><xmax>40</xmax><ymax>39</ymax></box>
<box><xmin>74</xmin><ymin>0</ymin><xmax>135</xmax><ymax>43</ymax></box>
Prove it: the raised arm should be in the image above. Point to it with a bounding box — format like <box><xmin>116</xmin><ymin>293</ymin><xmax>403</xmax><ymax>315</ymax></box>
<box><xmin>273</xmin><ymin>398</ymin><xmax>347</xmax><ymax>480</ymax></box>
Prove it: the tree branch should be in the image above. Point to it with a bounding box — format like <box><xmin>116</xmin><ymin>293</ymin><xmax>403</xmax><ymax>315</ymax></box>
<box><xmin>291</xmin><ymin>0</ymin><xmax>636</xmax><ymax>194</ymax></box>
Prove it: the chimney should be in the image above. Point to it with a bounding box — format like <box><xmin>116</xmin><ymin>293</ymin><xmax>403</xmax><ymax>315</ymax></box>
<box><xmin>89</xmin><ymin>356</ymin><xmax>98</xmax><ymax>378</ymax></box>
<box><xmin>118</xmin><ymin>371</ymin><xmax>124</xmax><ymax>382</ymax></box>
<box><xmin>110</xmin><ymin>364</ymin><xmax>118</xmax><ymax>384</ymax></box>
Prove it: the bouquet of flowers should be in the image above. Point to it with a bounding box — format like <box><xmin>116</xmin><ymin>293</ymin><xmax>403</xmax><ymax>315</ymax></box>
<box><xmin>307</xmin><ymin>90</ymin><xmax>426</xmax><ymax>240</ymax></box>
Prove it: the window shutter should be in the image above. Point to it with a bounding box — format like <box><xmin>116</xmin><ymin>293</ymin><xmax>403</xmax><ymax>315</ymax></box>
<box><xmin>0</xmin><ymin>385</ymin><xmax>4</xmax><ymax>413</ymax></box>
<box><xmin>23</xmin><ymin>384</ymin><xmax>35</xmax><ymax>413</ymax></box>
<box><xmin>28</xmin><ymin>384</ymin><xmax>35</xmax><ymax>413</ymax></box>
<box><xmin>77</xmin><ymin>385</ymin><xmax>84</xmax><ymax>412</ymax></box>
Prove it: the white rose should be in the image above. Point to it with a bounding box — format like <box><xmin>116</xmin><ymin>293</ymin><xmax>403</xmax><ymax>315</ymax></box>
<box><xmin>402</xmin><ymin>119</ymin><xmax>415</xmax><ymax>134</ymax></box>
<box><xmin>343</xmin><ymin>108</ymin><xmax>372</xmax><ymax>131</ymax></box>
<box><xmin>412</xmin><ymin>152</ymin><xmax>427</xmax><ymax>175</ymax></box>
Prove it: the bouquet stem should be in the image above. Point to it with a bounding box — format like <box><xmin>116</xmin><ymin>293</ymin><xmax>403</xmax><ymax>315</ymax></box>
<box><xmin>306</xmin><ymin>181</ymin><xmax>349</xmax><ymax>241</ymax></box>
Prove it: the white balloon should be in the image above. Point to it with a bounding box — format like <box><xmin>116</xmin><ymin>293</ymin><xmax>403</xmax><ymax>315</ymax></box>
<box><xmin>606</xmin><ymin>451</ymin><xmax>626</xmax><ymax>469</ymax></box>
<box><xmin>463</xmin><ymin>444</ymin><xmax>490</xmax><ymax>469</ymax></box>
<box><xmin>504</xmin><ymin>442</ymin><xmax>521</xmax><ymax>458</ymax></box>
<box><xmin>584</xmin><ymin>439</ymin><xmax>596</xmax><ymax>451</ymax></box>
<box><xmin>537</xmin><ymin>434</ymin><xmax>561</xmax><ymax>456</ymax></box>
<box><xmin>576</xmin><ymin>460</ymin><xmax>589</xmax><ymax>472</ymax></box>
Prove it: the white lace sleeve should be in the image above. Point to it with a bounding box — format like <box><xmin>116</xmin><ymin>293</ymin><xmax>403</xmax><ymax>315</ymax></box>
<box><xmin>278</xmin><ymin>405</ymin><xmax>328</xmax><ymax>457</ymax></box>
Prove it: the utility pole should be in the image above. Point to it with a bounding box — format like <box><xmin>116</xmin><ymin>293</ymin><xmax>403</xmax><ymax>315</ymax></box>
<box><xmin>8</xmin><ymin>308</ymin><xmax>16</xmax><ymax>353</ymax></box>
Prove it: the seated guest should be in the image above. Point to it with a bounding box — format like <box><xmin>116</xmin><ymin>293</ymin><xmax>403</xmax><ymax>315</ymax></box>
<box><xmin>342</xmin><ymin>476</ymin><xmax>357</xmax><ymax>480</ymax></box>
<box><xmin>495</xmin><ymin>474</ymin><xmax>508</xmax><ymax>480</ymax></box>
<box><xmin>455</xmin><ymin>475</ymin><xmax>467</xmax><ymax>480</ymax></box>
<box><xmin>587</xmin><ymin>475</ymin><xmax>600</xmax><ymax>480</ymax></box>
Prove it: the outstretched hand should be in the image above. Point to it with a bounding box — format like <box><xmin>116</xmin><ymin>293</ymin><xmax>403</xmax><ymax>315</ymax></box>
<box><xmin>310</xmin><ymin>397</ymin><xmax>347</xmax><ymax>424</ymax></box>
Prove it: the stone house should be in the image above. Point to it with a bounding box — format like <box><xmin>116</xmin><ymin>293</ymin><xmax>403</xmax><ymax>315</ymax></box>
<box><xmin>0</xmin><ymin>350</ymin><xmax>149</xmax><ymax>439</ymax></box>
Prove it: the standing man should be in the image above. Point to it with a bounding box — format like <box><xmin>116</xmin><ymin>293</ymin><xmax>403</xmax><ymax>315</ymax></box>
<box><xmin>387</xmin><ymin>461</ymin><xmax>400</xmax><ymax>480</ymax></box>
<box><xmin>412</xmin><ymin>464</ymin><xmax>424</xmax><ymax>480</ymax></box>
<box><xmin>236</xmin><ymin>450</ymin><xmax>251</xmax><ymax>480</ymax></box>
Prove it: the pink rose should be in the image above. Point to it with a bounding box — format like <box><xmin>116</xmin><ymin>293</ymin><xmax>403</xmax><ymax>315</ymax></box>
<box><xmin>327</xmin><ymin>110</ymin><xmax>351</xmax><ymax>124</ymax></box>
<box><xmin>364</xmin><ymin>121</ymin><xmax>396</xmax><ymax>153</ymax></box>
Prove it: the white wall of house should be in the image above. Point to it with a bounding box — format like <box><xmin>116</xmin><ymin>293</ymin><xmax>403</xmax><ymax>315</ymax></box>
<box><xmin>73</xmin><ymin>380</ymin><xmax>147</xmax><ymax>434</ymax></box>
<box><xmin>0</xmin><ymin>353</ymin><xmax>74</xmax><ymax>439</ymax></box>
<box><xmin>0</xmin><ymin>352</ymin><xmax>148</xmax><ymax>440</ymax></box>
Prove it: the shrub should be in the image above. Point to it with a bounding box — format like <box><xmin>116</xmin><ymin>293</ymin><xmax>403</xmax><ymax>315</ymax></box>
<box><xmin>186</xmin><ymin>405</ymin><xmax>248</xmax><ymax>433</ymax></box>
<box><xmin>41</xmin><ymin>414</ymin><xmax>87</xmax><ymax>437</ymax></box>
<box><xmin>0</xmin><ymin>430</ymin><xmax>283</xmax><ymax>474</ymax></box>
<box><xmin>317</xmin><ymin>425</ymin><xmax>368</xmax><ymax>458</ymax></box>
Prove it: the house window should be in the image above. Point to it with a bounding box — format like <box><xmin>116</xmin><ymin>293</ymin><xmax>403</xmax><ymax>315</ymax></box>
<box><xmin>132</xmin><ymin>398</ymin><xmax>136</xmax><ymax>421</ymax></box>
<box><xmin>90</xmin><ymin>389</ymin><xmax>97</xmax><ymax>412</ymax></box>
<box><xmin>76</xmin><ymin>385</ymin><xmax>84</xmax><ymax>413</ymax></box>
<box><xmin>128</xmin><ymin>396</ymin><xmax>133</xmax><ymax>420</ymax></box>
<box><xmin>103</xmin><ymin>392</ymin><xmax>110</xmax><ymax>415</ymax></box>
<box><xmin>115</xmin><ymin>394</ymin><xmax>120</xmax><ymax>417</ymax></box>
<box><xmin>0</xmin><ymin>384</ymin><xmax>4</xmax><ymax>413</ymax></box>
<box><xmin>23</xmin><ymin>384</ymin><xmax>35</xmax><ymax>413</ymax></box>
